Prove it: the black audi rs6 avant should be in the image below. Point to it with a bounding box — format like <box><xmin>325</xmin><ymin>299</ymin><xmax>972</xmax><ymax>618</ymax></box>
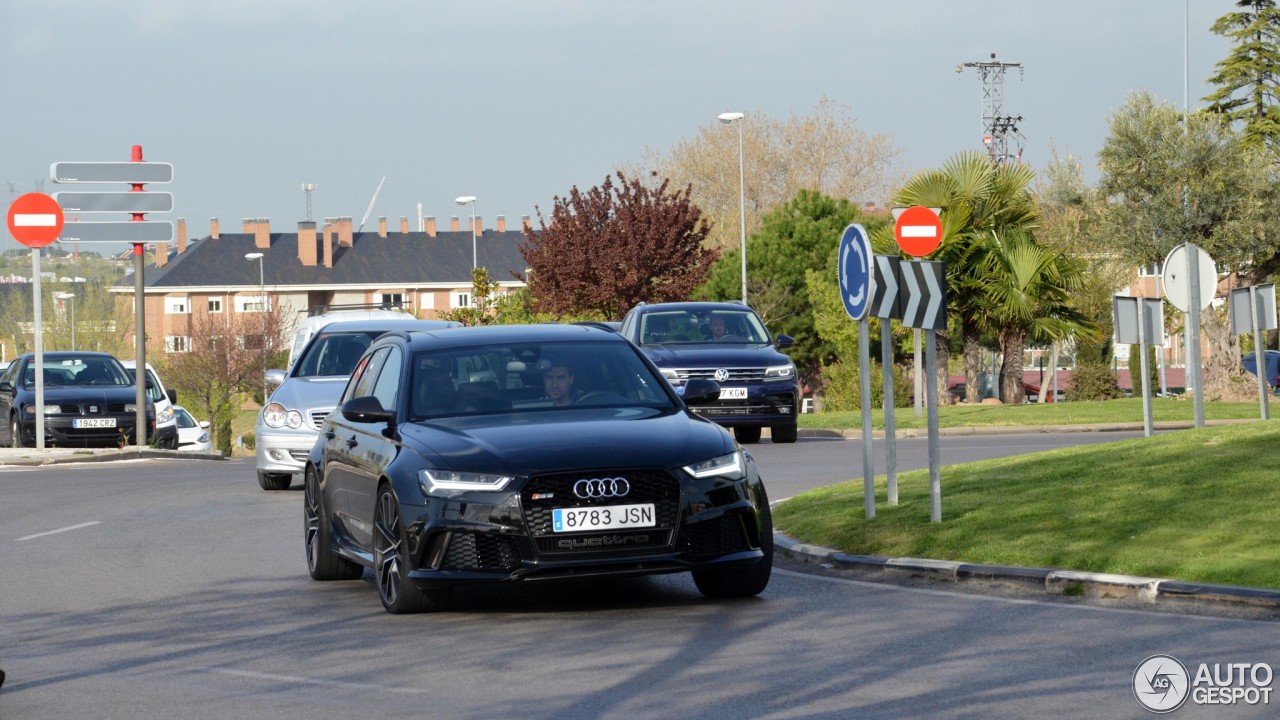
<box><xmin>305</xmin><ymin>323</ymin><xmax>773</xmax><ymax>613</ymax></box>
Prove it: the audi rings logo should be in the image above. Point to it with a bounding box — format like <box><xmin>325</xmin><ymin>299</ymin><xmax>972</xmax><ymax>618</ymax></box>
<box><xmin>573</xmin><ymin>477</ymin><xmax>630</xmax><ymax>499</ymax></box>
<box><xmin>714</xmin><ymin>368</ymin><xmax>730</xmax><ymax>382</ymax></box>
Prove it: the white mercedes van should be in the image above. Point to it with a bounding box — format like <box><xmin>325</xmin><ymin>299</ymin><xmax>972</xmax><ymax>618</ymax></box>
<box><xmin>122</xmin><ymin>360</ymin><xmax>179</xmax><ymax>449</ymax></box>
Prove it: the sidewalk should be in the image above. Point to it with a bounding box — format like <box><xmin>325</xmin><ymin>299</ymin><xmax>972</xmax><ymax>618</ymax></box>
<box><xmin>0</xmin><ymin>445</ymin><xmax>224</xmax><ymax>466</ymax></box>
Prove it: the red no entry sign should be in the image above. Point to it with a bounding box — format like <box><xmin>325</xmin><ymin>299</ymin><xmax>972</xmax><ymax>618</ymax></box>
<box><xmin>893</xmin><ymin>205</ymin><xmax>942</xmax><ymax>257</ymax></box>
<box><xmin>6</xmin><ymin>193</ymin><xmax>64</xmax><ymax>248</ymax></box>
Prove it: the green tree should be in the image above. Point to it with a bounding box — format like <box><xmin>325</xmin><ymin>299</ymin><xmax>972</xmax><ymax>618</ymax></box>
<box><xmin>438</xmin><ymin>267</ymin><xmax>501</xmax><ymax>326</ymax></box>
<box><xmin>1204</xmin><ymin>0</ymin><xmax>1280</xmax><ymax>154</ymax></box>
<box><xmin>697</xmin><ymin>190</ymin><xmax>886</xmax><ymax>386</ymax></box>
<box><xmin>1097</xmin><ymin>91</ymin><xmax>1280</xmax><ymax>399</ymax></box>
<box><xmin>522</xmin><ymin>171</ymin><xmax>717</xmax><ymax>319</ymax></box>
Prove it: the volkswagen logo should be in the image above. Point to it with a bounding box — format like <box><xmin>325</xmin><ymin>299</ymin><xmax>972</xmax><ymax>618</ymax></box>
<box><xmin>713</xmin><ymin>368</ymin><xmax>730</xmax><ymax>382</ymax></box>
<box><xmin>573</xmin><ymin>477</ymin><xmax>630</xmax><ymax>499</ymax></box>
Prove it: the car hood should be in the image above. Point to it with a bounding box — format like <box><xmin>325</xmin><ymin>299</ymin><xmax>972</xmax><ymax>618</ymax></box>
<box><xmin>397</xmin><ymin>408</ymin><xmax>734</xmax><ymax>475</ymax></box>
<box><xmin>37</xmin><ymin>386</ymin><xmax>142</xmax><ymax>405</ymax></box>
<box><xmin>639</xmin><ymin>344</ymin><xmax>791</xmax><ymax>368</ymax></box>
<box><xmin>268</xmin><ymin>376</ymin><xmax>348</xmax><ymax>410</ymax></box>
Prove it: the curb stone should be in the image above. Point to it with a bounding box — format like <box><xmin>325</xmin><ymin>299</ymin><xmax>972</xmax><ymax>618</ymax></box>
<box><xmin>774</xmin><ymin>533</ymin><xmax>1280</xmax><ymax>614</ymax></box>
<box><xmin>0</xmin><ymin>447</ymin><xmax>225</xmax><ymax>466</ymax></box>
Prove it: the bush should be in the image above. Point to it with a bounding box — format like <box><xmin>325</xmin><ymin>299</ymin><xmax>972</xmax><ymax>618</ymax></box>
<box><xmin>1067</xmin><ymin>340</ymin><xmax>1121</xmax><ymax>401</ymax></box>
<box><xmin>818</xmin><ymin>359</ymin><xmax>912</xmax><ymax>411</ymax></box>
<box><xmin>242</xmin><ymin>431</ymin><xmax>255</xmax><ymax>451</ymax></box>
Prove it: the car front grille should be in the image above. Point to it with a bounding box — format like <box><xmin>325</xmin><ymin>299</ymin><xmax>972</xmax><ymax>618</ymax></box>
<box><xmin>521</xmin><ymin>469</ymin><xmax>680</xmax><ymax>555</ymax></box>
<box><xmin>309</xmin><ymin>408</ymin><xmax>333</xmax><ymax>428</ymax></box>
<box><xmin>670</xmin><ymin>367</ymin><xmax>767</xmax><ymax>382</ymax></box>
<box><xmin>288</xmin><ymin>450</ymin><xmax>310</xmax><ymax>462</ymax></box>
<box><xmin>691</xmin><ymin>401</ymin><xmax>789</xmax><ymax>417</ymax></box>
<box><xmin>440</xmin><ymin>532</ymin><xmax>520</xmax><ymax>571</ymax></box>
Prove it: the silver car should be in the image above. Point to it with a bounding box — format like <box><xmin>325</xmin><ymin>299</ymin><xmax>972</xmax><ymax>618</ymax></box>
<box><xmin>255</xmin><ymin>318</ymin><xmax>460</xmax><ymax>490</ymax></box>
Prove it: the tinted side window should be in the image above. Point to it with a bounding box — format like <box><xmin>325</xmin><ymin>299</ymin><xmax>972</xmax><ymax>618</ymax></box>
<box><xmin>350</xmin><ymin>348</ymin><xmax>388</xmax><ymax>403</ymax></box>
<box><xmin>340</xmin><ymin>351</ymin><xmax>377</xmax><ymax>405</ymax></box>
<box><xmin>370</xmin><ymin>347</ymin><xmax>403</xmax><ymax>413</ymax></box>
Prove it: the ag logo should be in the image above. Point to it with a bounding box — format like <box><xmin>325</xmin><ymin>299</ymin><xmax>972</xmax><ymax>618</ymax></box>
<box><xmin>1134</xmin><ymin>654</ymin><xmax>1190</xmax><ymax>713</ymax></box>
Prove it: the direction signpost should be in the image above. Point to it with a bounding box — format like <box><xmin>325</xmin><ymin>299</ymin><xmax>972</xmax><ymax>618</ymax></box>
<box><xmin>1162</xmin><ymin>243</ymin><xmax>1216</xmax><ymax>429</ymax></box>
<box><xmin>838</xmin><ymin>223</ymin><xmax>876</xmax><ymax>520</ymax></box>
<box><xmin>6</xmin><ymin>193</ymin><xmax>64</xmax><ymax>450</ymax></box>
<box><xmin>872</xmin><ymin>255</ymin><xmax>902</xmax><ymax>505</ymax></box>
<box><xmin>893</xmin><ymin>206</ymin><xmax>942</xmax><ymax>419</ymax></box>
<box><xmin>52</xmin><ymin>147</ymin><xmax>174</xmax><ymax>446</ymax></box>
<box><xmin>1229</xmin><ymin>283</ymin><xmax>1277</xmax><ymax>420</ymax></box>
<box><xmin>1114</xmin><ymin>296</ymin><xmax>1164</xmax><ymax>437</ymax></box>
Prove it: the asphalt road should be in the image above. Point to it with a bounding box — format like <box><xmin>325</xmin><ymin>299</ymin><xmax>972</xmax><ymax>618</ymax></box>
<box><xmin>0</xmin><ymin>436</ymin><xmax>1275</xmax><ymax>719</ymax></box>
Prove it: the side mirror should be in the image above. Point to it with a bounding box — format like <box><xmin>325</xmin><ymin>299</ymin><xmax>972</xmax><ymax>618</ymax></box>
<box><xmin>0</xmin><ymin>381</ymin><xmax>12</xmax><ymax>394</ymax></box>
<box><xmin>266</xmin><ymin>369</ymin><xmax>287</xmax><ymax>386</ymax></box>
<box><xmin>775</xmin><ymin>334</ymin><xmax>794</xmax><ymax>350</ymax></box>
<box><xmin>198</xmin><ymin>420</ymin><xmax>210</xmax><ymax>429</ymax></box>
<box><xmin>167</xmin><ymin>389</ymin><xmax>178</xmax><ymax>405</ymax></box>
<box><xmin>682</xmin><ymin>378</ymin><xmax>722</xmax><ymax>406</ymax></box>
<box><xmin>341</xmin><ymin>395</ymin><xmax>394</xmax><ymax>424</ymax></box>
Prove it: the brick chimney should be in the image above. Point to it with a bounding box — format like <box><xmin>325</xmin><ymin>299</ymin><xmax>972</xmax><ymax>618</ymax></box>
<box><xmin>155</xmin><ymin>241</ymin><xmax>168</xmax><ymax>267</ymax></box>
<box><xmin>426</xmin><ymin>216</ymin><xmax>437</xmax><ymax>237</ymax></box>
<box><xmin>254</xmin><ymin>217</ymin><xmax>270</xmax><ymax>249</ymax></box>
<box><xmin>338</xmin><ymin>216</ymin><xmax>353</xmax><ymax>247</ymax></box>
<box><xmin>522</xmin><ymin>215</ymin><xmax>531</xmax><ymax>232</ymax></box>
<box><xmin>450</xmin><ymin>216</ymin><xmax>460</xmax><ymax>232</ymax></box>
<box><xmin>298</xmin><ymin>221</ymin><xmax>318</xmax><ymax>266</ymax></box>
<box><xmin>177</xmin><ymin>218</ymin><xmax>187</xmax><ymax>254</ymax></box>
<box><xmin>242</xmin><ymin>218</ymin><xmax>255</xmax><ymax>234</ymax></box>
<box><xmin>378</xmin><ymin>216</ymin><xmax>387</xmax><ymax>238</ymax></box>
<box><xmin>211</xmin><ymin>218</ymin><xmax>220</xmax><ymax>239</ymax></box>
<box><xmin>400</xmin><ymin>216</ymin><xmax>409</xmax><ymax>234</ymax></box>
<box><xmin>473</xmin><ymin>216</ymin><xmax>484</xmax><ymax>236</ymax></box>
<box><xmin>496</xmin><ymin>215</ymin><xmax>506</xmax><ymax>233</ymax></box>
<box><xmin>323</xmin><ymin>224</ymin><xmax>335</xmax><ymax>268</ymax></box>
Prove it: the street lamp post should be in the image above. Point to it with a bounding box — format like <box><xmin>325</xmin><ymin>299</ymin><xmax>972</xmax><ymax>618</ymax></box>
<box><xmin>718</xmin><ymin>111</ymin><xmax>747</xmax><ymax>304</ymax></box>
<box><xmin>455</xmin><ymin>195</ymin><xmax>478</xmax><ymax>270</ymax></box>
<box><xmin>244</xmin><ymin>252</ymin><xmax>266</xmax><ymax>403</ymax></box>
<box><xmin>54</xmin><ymin>292</ymin><xmax>76</xmax><ymax>350</ymax></box>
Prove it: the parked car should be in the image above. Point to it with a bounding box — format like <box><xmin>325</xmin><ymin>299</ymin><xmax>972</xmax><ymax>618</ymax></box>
<box><xmin>0</xmin><ymin>351</ymin><xmax>154</xmax><ymax>448</ymax></box>
<box><xmin>1242</xmin><ymin>350</ymin><xmax>1280</xmax><ymax>394</ymax></box>
<box><xmin>255</xmin><ymin>317</ymin><xmax>461</xmax><ymax>490</ymax></box>
<box><xmin>305</xmin><ymin>323</ymin><xmax>772</xmax><ymax>613</ymax></box>
<box><xmin>619</xmin><ymin>301</ymin><xmax>799</xmax><ymax>443</ymax></box>
<box><xmin>121</xmin><ymin>361</ymin><xmax>179</xmax><ymax>449</ymax></box>
<box><xmin>172</xmin><ymin>405</ymin><xmax>212</xmax><ymax>452</ymax></box>
<box><xmin>285</xmin><ymin>305</ymin><xmax>409</xmax><ymax>370</ymax></box>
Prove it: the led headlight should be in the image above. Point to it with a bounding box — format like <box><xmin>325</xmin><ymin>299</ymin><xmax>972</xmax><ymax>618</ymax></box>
<box><xmin>764</xmin><ymin>363</ymin><xmax>795</xmax><ymax>381</ymax></box>
<box><xmin>683</xmin><ymin>450</ymin><xmax>744</xmax><ymax>479</ymax></box>
<box><xmin>419</xmin><ymin>468</ymin><xmax>514</xmax><ymax>496</ymax></box>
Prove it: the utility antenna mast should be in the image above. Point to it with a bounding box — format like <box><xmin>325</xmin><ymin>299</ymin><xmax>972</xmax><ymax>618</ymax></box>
<box><xmin>958</xmin><ymin>53</ymin><xmax>1025</xmax><ymax>166</ymax></box>
<box><xmin>301</xmin><ymin>183</ymin><xmax>318</xmax><ymax>221</ymax></box>
<box><xmin>357</xmin><ymin>176</ymin><xmax>386</xmax><ymax>233</ymax></box>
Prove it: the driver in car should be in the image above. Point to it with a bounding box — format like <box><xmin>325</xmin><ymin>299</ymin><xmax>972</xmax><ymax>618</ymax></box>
<box><xmin>541</xmin><ymin>362</ymin><xmax>578</xmax><ymax>406</ymax></box>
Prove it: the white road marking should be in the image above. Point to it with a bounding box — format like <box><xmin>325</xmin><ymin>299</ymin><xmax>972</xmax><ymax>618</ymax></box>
<box><xmin>206</xmin><ymin>667</ymin><xmax>433</xmax><ymax>694</ymax></box>
<box><xmin>15</xmin><ymin>520</ymin><xmax>102</xmax><ymax>542</ymax></box>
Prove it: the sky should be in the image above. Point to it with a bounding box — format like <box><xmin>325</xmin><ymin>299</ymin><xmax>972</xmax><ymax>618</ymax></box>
<box><xmin>1</xmin><ymin>1</ymin><xmax>1233</xmax><ymax>256</ymax></box>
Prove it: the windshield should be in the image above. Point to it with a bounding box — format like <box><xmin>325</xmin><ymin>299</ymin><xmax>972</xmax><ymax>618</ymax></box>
<box><xmin>294</xmin><ymin>331</ymin><xmax>386</xmax><ymax>378</ymax></box>
<box><xmin>637</xmin><ymin>309</ymin><xmax>771</xmax><ymax>345</ymax></box>
<box><xmin>124</xmin><ymin>368</ymin><xmax>165</xmax><ymax>402</ymax></box>
<box><xmin>174</xmin><ymin>407</ymin><xmax>199</xmax><ymax>429</ymax></box>
<box><xmin>25</xmin><ymin>356</ymin><xmax>132</xmax><ymax>388</ymax></box>
<box><xmin>407</xmin><ymin>341</ymin><xmax>676</xmax><ymax>421</ymax></box>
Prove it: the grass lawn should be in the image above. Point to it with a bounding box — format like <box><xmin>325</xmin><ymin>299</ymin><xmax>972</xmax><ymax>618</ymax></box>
<box><xmin>798</xmin><ymin>398</ymin><xmax>1268</xmax><ymax>431</ymax></box>
<box><xmin>772</xmin><ymin>421</ymin><xmax>1280</xmax><ymax>590</ymax></box>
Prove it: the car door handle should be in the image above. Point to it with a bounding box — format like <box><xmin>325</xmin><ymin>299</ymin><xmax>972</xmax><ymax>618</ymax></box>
<box><xmin>346</xmin><ymin>437</ymin><xmax>358</xmax><ymax>449</ymax></box>
<box><xmin>323</xmin><ymin>431</ymin><xmax>335</xmax><ymax>439</ymax></box>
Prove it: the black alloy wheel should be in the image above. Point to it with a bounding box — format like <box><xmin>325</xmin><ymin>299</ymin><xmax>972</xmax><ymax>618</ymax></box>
<box><xmin>373</xmin><ymin>487</ymin><xmax>447</xmax><ymax>614</ymax></box>
<box><xmin>304</xmin><ymin>467</ymin><xmax>363</xmax><ymax>581</ymax></box>
<box><xmin>734</xmin><ymin>425</ymin><xmax>762</xmax><ymax>444</ymax></box>
<box><xmin>691</xmin><ymin>485</ymin><xmax>773</xmax><ymax>599</ymax></box>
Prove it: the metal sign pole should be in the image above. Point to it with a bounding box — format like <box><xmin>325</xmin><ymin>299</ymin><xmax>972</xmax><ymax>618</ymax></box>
<box><xmin>1138</xmin><ymin>300</ymin><xmax>1153</xmax><ymax>437</ymax></box>
<box><xmin>1253</xmin><ymin>286</ymin><xmax>1270</xmax><ymax>421</ymax></box>
<box><xmin>134</xmin><ymin>244</ymin><xmax>147</xmax><ymax>447</ymax></box>
<box><xmin>881</xmin><ymin>319</ymin><xmax>898</xmax><ymax>505</ymax></box>
<box><xmin>1186</xmin><ymin>244</ymin><xmax>1205</xmax><ymax>428</ymax></box>
<box><xmin>913</xmin><ymin>329</ymin><xmax>923</xmax><ymax>416</ymax></box>
<box><xmin>1155</xmin><ymin>276</ymin><xmax>1168</xmax><ymax>397</ymax></box>
<box><xmin>859</xmin><ymin>318</ymin><xmax>875</xmax><ymax>519</ymax></box>
<box><xmin>925</xmin><ymin>328</ymin><xmax>942</xmax><ymax>522</ymax></box>
<box><xmin>32</xmin><ymin>248</ymin><xmax>45</xmax><ymax>450</ymax></box>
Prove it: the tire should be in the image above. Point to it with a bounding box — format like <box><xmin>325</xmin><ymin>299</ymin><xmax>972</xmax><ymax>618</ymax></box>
<box><xmin>9</xmin><ymin>415</ymin><xmax>27</xmax><ymax>449</ymax></box>
<box><xmin>734</xmin><ymin>425</ymin><xmax>762</xmax><ymax>444</ymax></box>
<box><xmin>257</xmin><ymin>471</ymin><xmax>292</xmax><ymax>491</ymax></box>
<box><xmin>770</xmin><ymin>423</ymin><xmax>798</xmax><ymax>444</ymax></box>
<box><xmin>304</xmin><ymin>467</ymin><xmax>363</xmax><ymax>581</ymax></box>
<box><xmin>373</xmin><ymin>486</ymin><xmax>448</xmax><ymax>614</ymax></box>
<box><xmin>692</xmin><ymin>486</ymin><xmax>773</xmax><ymax>600</ymax></box>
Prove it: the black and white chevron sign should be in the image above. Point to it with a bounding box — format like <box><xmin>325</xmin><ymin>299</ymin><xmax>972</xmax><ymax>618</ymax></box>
<box><xmin>871</xmin><ymin>255</ymin><xmax>902</xmax><ymax>319</ymax></box>
<box><xmin>900</xmin><ymin>260</ymin><xmax>947</xmax><ymax>330</ymax></box>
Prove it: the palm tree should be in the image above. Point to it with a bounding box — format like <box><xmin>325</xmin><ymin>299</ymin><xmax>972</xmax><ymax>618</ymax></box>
<box><xmin>896</xmin><ymin>150</ymin><xmax>1085</xmax><ymax>399</ymax></box>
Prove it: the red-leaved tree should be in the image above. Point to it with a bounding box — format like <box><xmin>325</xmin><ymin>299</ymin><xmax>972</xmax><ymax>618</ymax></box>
<box><xmin>521</xmin><ymin>171</ymin><xmax>719</xmax><ymax>319</ymax></box>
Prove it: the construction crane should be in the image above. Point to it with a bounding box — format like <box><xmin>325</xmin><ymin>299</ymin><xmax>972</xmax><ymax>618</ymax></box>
<box><xmin>357</xmin><ymin>176</ymin><xmax>386</xmax><ymax>233</ymax></box>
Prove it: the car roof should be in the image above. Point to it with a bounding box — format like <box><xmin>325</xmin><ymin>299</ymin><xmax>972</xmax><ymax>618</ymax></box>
<box><xmin>399</xmin><ymin>323</ymin><xmax>623</xmax><ymax>351</ymax></box>
<box><xmin>631</xmin><ymin>301</ymin><xmax>754</xmax><ymax>314</ymax></box>
<box><xmin>17</xmin><ymin>350</ymin><xmax>119</xmax><ymax>361</ymax></box>
<box><xmin>315</xmin><ymin>318</ymin><xmax>461</xmax><ymax>334</ymax></box>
